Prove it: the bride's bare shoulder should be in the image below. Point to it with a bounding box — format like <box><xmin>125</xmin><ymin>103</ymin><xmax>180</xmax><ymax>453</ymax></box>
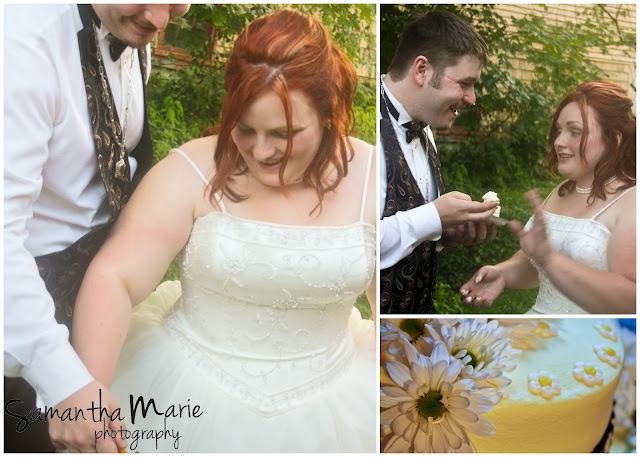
<box><xmin>161</xmin><ymin>135</ymin><xmax>219</xmax><ymax>180</ymax></box>
<box><xmin>346</xmin><ymin>137</ymin><xmax>374</xmax><ymax>169</ymax></box>
<box><xmin>613</xmin><ymin>185</ymin><xmax>636</xmax><ymax>212</ymax></box>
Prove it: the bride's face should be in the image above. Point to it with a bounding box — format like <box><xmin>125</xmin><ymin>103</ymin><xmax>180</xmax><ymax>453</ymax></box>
<box><xmin>553</xmin><ymin>101</ymin><xmax>605</xmax><ymax>182</ymax></box>
<box><xmin>231</xmin><ymin>89</ymin><xmax>323</xmax><ymax>188</ymax></box>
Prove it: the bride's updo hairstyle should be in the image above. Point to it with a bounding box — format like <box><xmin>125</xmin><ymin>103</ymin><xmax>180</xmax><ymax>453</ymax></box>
<box><xmin>544</xmin><ymin>80</ymin><xmax>636</xmax><ymax>204</ymax></box>
<box><xmin>208</xmin><ymin>8</ymin><xmax>357</xmax><ymax>208</ymax></box>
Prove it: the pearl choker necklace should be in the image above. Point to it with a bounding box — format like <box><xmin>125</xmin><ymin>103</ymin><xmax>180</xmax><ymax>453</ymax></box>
<box><xmin>576</xmin><ymin>176</ymin><xmax>617</xmax><ymax>194</ymax></box>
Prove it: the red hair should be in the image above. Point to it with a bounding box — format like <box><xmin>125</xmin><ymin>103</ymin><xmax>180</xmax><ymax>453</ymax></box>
<box><xmin>204</xmin><ymin>8</ymin><xmax>357</xmax><ymax>210</ymax></box>
<box><xmin>544</xmin><ymin>80</ymin><xmax>636</xmax><ymax>203</ymax></box>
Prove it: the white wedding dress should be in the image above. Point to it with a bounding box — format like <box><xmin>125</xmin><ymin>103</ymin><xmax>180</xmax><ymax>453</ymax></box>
<box><xmin>109</xmin><ymin>149</ymin><xmax>376</xmax><ymax>453</ymax></box>
<box><xmin>526</xmin><ymin>186</ymin><xmax>634</xmax><ymax>314</ymax></box>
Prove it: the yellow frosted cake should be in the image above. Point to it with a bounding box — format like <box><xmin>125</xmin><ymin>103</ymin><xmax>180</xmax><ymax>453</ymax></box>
<box><xmin>471</xmin><ymin>319</ymin><xmax>623</xmax><ymax>453</ymax></box>
<box><xmin>380</xmin><ymin>318</ymin><xmax>625</xmax><ymax>453</ymax></box>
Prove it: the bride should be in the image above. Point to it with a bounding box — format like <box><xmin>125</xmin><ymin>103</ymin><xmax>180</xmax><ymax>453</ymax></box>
<box><xmin>71</xmin><ymin>9</ymin><xmax>376</xmax><ymax>452</ymax></box>
<box><xmin>460</xmin><ymin>81</ymin><xmax>635</xmax><ymax>314</ymax></box>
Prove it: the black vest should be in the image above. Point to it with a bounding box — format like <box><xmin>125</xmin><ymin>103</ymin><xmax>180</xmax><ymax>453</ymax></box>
<box><xmin>34</xmin><ymin>5</ymin><xmax>154</xmax><ymax>331</ymax></box>
<box><xmin>379</xmin><ymin>88</ymin><xmax>440</xmax><ymax>314</ymax></box>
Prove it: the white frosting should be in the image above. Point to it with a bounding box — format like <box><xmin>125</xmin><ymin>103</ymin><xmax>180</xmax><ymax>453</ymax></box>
<box><xmin>470</xmin><ymin>319</ymin><xmax>624</xmax><ymax>452</ymax></box>
<box><xmin>482</xmin><ymin>191</ymin><xmax>501</xmax><ymax>217</ymax></box>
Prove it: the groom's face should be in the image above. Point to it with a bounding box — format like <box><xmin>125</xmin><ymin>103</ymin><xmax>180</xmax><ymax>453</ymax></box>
<box><xmin>416</xmin><ymin>54</ymin><xmax>482</xmax><ymax>129</ymax></box>
<box><xmin>93</xmin><ymin>4</ymin><xmax>190</xmax><ymax>48</ymax></box>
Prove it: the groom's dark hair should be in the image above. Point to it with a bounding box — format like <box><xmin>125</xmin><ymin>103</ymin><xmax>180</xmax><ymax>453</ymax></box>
<box><xmin>387</xmin><ymin>10</ymin><xmax>488</xmax><ymax>82</ymax></box>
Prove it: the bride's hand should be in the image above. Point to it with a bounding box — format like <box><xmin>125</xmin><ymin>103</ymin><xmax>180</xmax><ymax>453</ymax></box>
<box><xmin>459</xmin><ymin>265</ymin><xmax>505</xmax><ymax>307</ymax></box>
<box><xmin>509</xmin><ymin>190</ymin><xmax>554</xmax><ymax>267</ymax></box>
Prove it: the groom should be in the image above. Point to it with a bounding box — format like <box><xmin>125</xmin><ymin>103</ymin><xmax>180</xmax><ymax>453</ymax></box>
<box><xmin>4</xmin><ymin>4</ymin><xmax>190</xmax><ymax>452</ymax></box>
<box><xmin>380</xmin><ymin>10</ymin><xmax>498</xmax><ymax>314</ymax></box>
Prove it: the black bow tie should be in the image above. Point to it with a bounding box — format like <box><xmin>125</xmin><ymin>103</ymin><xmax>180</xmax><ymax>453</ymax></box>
<box><xmin>107</xmin><ymin>34</ymin><xmax>128</xmax><ymax>61</ymax></box>
<box><xmin>402</xmin><ymin>121</ymin><xmax>427</xmax><ymax>145</ymax></box>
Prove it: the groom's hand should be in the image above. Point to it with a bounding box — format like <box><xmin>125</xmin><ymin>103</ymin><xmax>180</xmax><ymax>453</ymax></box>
<box><xmin>434</xmin><ymin>191</ymin><xmax>498</xmax><ymax>230</ymax></box>
<box><xmin>49</xmin><ymin>381</ymin><xmax>126</xmax><ymax>453</ymax></box>
<box><xmin>442</xmin><ymin>220</ymin><xmax>497</xmax><ymax>247</ymax></box>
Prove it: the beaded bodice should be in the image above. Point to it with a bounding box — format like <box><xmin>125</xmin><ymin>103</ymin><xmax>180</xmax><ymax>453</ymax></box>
<box><xmin>164</xmin><ymin>211</ymin><xmax>375</xmax><ymax>415</ymax></box>
<box><xmin>526</xmin><ymin>212</ymin><xmax>609</xmax><ymax>314</ymax></box>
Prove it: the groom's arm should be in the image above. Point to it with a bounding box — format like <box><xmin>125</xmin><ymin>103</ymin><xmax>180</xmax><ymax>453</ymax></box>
<box><xmin>4</xmin><ymin>20</ymin><xmax>94</xmax><ymax>409</ymax></box>
<box><xmin>379</xmin><ymin>145</ymin><xmax>443</xmax><ymax>270</ymax></box>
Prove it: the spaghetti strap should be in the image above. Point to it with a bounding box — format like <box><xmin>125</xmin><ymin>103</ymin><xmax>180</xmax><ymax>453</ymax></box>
<box><xmin>591</xmin><ymin>186</ymin><xmax>635</xmax><ymax>220</ymax></box>
<box><xmin>172</xmin><ymin>148</ymin><xmax>209</xmax><ymax>185</ymax></box>
<box><xmin>359</xmin><ymin>146</ymin><xmax>374</xmax><ymax>222</ymax></box>
<box><xmin>172</xmin><ymin>148</ymin><xmax>227</xmax><ymax>213</ymax></box>
<box><xmin>541</xmin><ymin>186</ymin><xmax>556</xmax><ymax>206</ymax></box>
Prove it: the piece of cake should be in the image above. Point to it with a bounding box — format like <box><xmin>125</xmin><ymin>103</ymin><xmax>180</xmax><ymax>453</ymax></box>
<box><xmin>482</xmin><ymin>191</ymin><xmax>501</xmax><ymax>217</ymax></box>
<box><xmin>380</xmin><ymin>318</ymin><xmax>625</xmax><ymax>453</ymax></box>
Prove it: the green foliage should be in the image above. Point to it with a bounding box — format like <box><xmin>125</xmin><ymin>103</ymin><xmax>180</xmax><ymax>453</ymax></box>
<box><xmin>355</xmin><ymin>293</ymin><xmax>372</xmax><ymax>320</ymax></box>
<box><xmin>147</xmin><ymin>94</ymin><xmax>203</xmax><ymax>163</ymax></box>
<box><xmin>353</xmin><ymin>82</ymin><xmax>376</xmax><ymax>144</ymax></box>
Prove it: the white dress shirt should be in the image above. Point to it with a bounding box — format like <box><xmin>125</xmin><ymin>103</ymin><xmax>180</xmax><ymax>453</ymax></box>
<box><xmin>379</xmin><ymin>78</ymin><xmax>443</xmax><ymax>270</ymax></box>
<box><xmin>4</xmin><ymin>4</ymin><xmax>149</xmax><ymax>407</ymax></box>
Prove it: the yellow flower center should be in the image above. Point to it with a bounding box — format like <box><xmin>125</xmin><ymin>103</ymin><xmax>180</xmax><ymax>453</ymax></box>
<box><xmin>417</xmin><ymin>391</ymin><xmax>445</xmax><ymax>420</ymax></box>
<box><xmin>538</xmin><ymin>376</ymin><xmax>553</xmax><ymax>387</ymax></box>
<box><xmin>603</xmin><ymin>347</ymin><xmax>616</xmax><ymax>357</ymax></box>
<box><xmin>400</xmin><ymin>320</ymin><xmax>423</xmax><ymax>342</ymax></box>
<box><xmin>453</xmin><ymin>345</ymin><xmax>482</xmax><ymax>368</ymax></box>
<box><xmin>584</xmin><ymin>365</ymin><xmax>597</xmax><ymax>376</ymax></box>
<box><xmin>602</xmin><ymin>324</ymin><xmax>611</xmax><ymax>332</ymax></box>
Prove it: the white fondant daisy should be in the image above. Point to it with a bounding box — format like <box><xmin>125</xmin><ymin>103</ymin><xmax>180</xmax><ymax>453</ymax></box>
<box><xmin>573</xmin><ymin>361</ymin><xmax>604</xmax><ymax>387</ymax></box>
<box><xmin>593</xmin><ymin>344</ymin><xmax>620</xmax><ymax>367</ymax></box>
<box><xmin>533</xmin><ymin>320</ymin><xmax>558</xmax><ymax>338</ymax></box>
<box><xmin>528</xmin><ymin>371</ymin><xmax>561</xmax><ymax>399</ymax></box>
<box><xmin>380</xmin><ymin>319</ymin><xmax>430</xmax><ymax>359</ymax></box>
<box><xmin>425</xmin><ymin>319</ymin><xmax>521</xmax><ymax>398</ymax></box>
<box><xmin>594</xmin><ymin>321</ymin><xmax>618</xmax><ymax>341</ymax></box>
<box><xmin>381</xmin><ymin>341</ymin><xmax>502</xmax><ymax>453</ymax></box>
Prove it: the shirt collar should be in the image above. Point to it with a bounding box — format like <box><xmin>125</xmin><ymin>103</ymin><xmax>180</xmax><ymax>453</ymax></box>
<box><xmin>381</xmin><ymin>76</ymin><xmax>417</xmax><ymax>128</ymax></box>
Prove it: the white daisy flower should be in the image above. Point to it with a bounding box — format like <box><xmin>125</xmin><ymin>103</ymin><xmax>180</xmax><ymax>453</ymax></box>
<box><xmin>380</xmin><ymin>341</ymin><xmax>501</xmax><ymax>453</ymax></box>
<box><xmin>594</xmin><ymin>344</ymin><xmax>620</xmax><ymax>367</ymax></box>
<box><xmin>533</xmin><ymin>320</ymin><xmax>558</xmax><ymax>338</ymax></box>
<box><xmin>594</xmin><ymin>321</ymin><xmax>618</xmax><ymax>341</ymax></box>
<box><xmin>425</xmin><ymin>319</ymin><xmax>521</xmax><ymax>398</ymax></box>
<box><xmin>573</xmin><ymin>362</ymin><xmax>604</xmax><ymax>387</ymax></box>
<box><xmin>528</xmin><ymin>371</ymin><xmax>561</xmax><ymax>399</ymax></box>
<box><xmin>380</xmin><ymin>319</ymin><xmax>430</xmax><ymax>359</ymax></box>
<box><xmin>495</xmin><ymin>319</ymin><xmax>539</xmax><ymax>350</ymax></box>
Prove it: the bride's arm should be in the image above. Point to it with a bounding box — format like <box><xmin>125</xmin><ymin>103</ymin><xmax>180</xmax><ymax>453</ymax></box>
<box><xmin>513</xmin><ymin>189</ymin><xmax>636</xmax><ymax>313</ymax></box>
<box><xmin>495</xmin><ymin>249</ymin><xmax>541</xmax><ymax>289</ymax></box>
<box><xmin>72</xmin><ymin>151</ymin><xmax>202</xmax><ymax>386</ymax></box>
<box><xmin>363</xmin><ymin>142</ymin><xmax>377</xmax><ymax>317</ymax></box>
